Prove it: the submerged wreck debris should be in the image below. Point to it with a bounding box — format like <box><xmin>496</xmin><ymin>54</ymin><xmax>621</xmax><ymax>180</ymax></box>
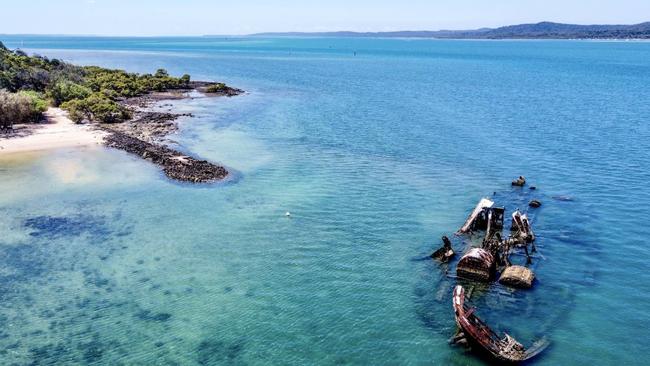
<box><xmin>511</xmin><ymin>211</ymin><xmax>535</xmax><ymax>244</ymax></box>
<box><xmin>512</xmin><ymin>176</ymin><xmax>526</xmax><ymax>187</ymax></box>
<box><xmin>457</xmin><ymin>198</ymin><xmax>505</xmax><ymax>234</ymax></box>
<box><xmin>483</xmin><ymin>207</ymin><xmax>505</xmax><ymax>244</ymax></box>
<box><xmin>499</xmin><ymin>265</ymin><xmax>535</xmax><ymax>289</ymax></box>
<box><xmin>457</xmin><ymin>248</ymin><xmax>495</xmax><ymax>282</ymax></box>
<box><xmin>458</xmin><ymin>198</ymin><xmax>494</xmax><ymax>234</ymax></box>
<box><xmin>552</xmin><ymin>195</ymin><xmax>573</xmax><ymax>202</ymax></box>
<box><xmin>529</xmin><ymin>200</ymin><xmax>542</xmax><ymax>208</ymax></box>
<box><xmin>452</xmin><ymin>286</ymin><xmax>548</xmax><ymax>363</ymax></box>
<box><xmin>432</xmin><ymin>236</ymin><xmax>455</xmax><ymax>262</ymax></box>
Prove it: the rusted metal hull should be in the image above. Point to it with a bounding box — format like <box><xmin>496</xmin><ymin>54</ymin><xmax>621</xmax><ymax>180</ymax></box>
<box><xmin>452</xmin><ymin>286</ymin><xmax>547</xmax><ymax>363</ymax></box>
<box><xmin>457</xmin><ymin>248</ymin><xmax>495</xmax><ymax>282</ymax></box>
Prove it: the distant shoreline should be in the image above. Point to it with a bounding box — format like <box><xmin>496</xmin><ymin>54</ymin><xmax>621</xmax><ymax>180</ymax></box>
<box><xmin>248</xmin><ymin>21</ymin><xmax>650</xmax><ymax>40</ymax></box>
<box><xmin>246</xmin><ymin>35</ymin><xmax>650</xmax><ymax>41</ymax></box>
<box><xmin>1</xmin><ymin>21</ymin><xmax>649</xmax><ymax>40</ymax></box>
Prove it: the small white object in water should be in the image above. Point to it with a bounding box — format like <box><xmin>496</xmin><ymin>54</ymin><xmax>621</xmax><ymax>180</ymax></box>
<box><xmin>285</xmin><ymin>212</ymin><xmax>292</xmax><ymax>217</ymax></box>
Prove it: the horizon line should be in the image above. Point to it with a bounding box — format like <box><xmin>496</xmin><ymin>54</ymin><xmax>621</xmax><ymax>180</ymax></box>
<box><xmin>1</xmin><ymin>20</ymin><xmax>648</xmax><ymax>39</ymax></box>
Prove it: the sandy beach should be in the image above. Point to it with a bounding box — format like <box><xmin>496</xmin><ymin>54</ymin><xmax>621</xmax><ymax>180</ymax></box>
<box><xmin>0</xmin><ymin>108</ymin><xmax>107</xmax><ymax>154</ymax></box>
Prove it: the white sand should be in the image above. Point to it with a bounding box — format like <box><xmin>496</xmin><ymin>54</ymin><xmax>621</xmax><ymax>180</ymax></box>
<box><xmin>0</xmin><ymin>108</ymin><xmax>107</xmax><ymax>154</ymax></box>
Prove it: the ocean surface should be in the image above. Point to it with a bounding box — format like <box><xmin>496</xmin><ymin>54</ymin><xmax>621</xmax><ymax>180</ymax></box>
<box><xmin>0</xmin><ymin>36</ymin><xmax>649</xmax><ymax>365</ymax></box>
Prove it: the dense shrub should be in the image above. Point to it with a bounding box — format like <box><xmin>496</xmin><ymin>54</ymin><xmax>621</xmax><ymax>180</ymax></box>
<box><xmin>0</xmin><ymin>89</ymin><xmax>46</xmax><ymax>129</ymax></box>
<box><xmin>1</xmin><ymin>44</ymin><xmax>192</xmax><ymax>124</ymax></box>
<box><xmin>61</xmin><ymin>93</ymin><xmax>131</xmax><ymax>124</ymax></box>
<box><xmin>47</xmin><ymin>80</ymin><xmax>92</xmax><ymax>106</ymax></box>
<box><xmin>84</xmin><ymin>67</ymin><xmax>190</xmax><ymax>97</ymax></box>
<box><xmin>84</xmin><ymin>67</ymin><xmax>144</xmax><ymax>97</ymax></box>
<box><xmin>0</xmin><ymin>47</ymin><xmax>63</xmax><ymax>92</ymax></box>
<box><xmin>19</xmin><ymin>90</ymin><xmax>48</xmax><ymax>117</ymax></box>
<box><xmin>206</xmin><ymin>83</ymin><xmax>227</xmax><ymax>93</ymax></box>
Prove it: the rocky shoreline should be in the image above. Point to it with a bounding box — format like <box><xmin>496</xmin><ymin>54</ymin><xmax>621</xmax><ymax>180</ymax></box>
<box><xmin>103</xmin><ymin>129</ymin><xmax>228</xmax><ymax>183</ymax></box>
<box><xmin>100</xmin><ymin>82</ymin><xmax>243</xmax><ymax>183</ymax></box>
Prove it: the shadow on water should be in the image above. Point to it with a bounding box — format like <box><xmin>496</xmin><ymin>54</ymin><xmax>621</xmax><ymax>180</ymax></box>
<box><xmin>24</xmin><ymin>215</ymin><xmax>112</xmax><ymax>239</ymax></box>
<box><xmin>197</xmin><ymin>337</ymin><xmax>247</xmax><ymax>366</ymax></box>
<box><xmin>413</xmin><ymin>185</ymin><xmax>604</xmax><ymax>364</ymax></box>
<box><xmin>0</xmin><ymin>209</ymin><xmax>138</xmax><ymax>364</ymax></box>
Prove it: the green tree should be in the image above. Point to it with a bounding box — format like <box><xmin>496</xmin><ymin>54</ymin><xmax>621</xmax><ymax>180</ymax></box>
<box><xmin>61</xmin><ymin>93</ymin><xmax>131</xmax><ymax>124</ymax></box>
<box><xmin>154</xmin><ymin>69</ymin><xmax>169</xmax><ymax>78</ymax></box>
<box><xmin>47</xmin><ymin>81</ymin><xmax>92</xmax><ymax>106</ymax></box>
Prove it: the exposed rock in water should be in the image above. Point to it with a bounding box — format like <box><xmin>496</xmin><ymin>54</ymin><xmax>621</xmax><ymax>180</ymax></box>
<box><xmin>103</xmin><ymin>130</ymin><xmax>227</xmax><ymax>183</ymax></box>
<box><xmin>511</xmin><ymin>176</ymin><xmax>526</xmax><ymax>187</ymax></box>
<box><xmin>190</xmin><ymin>81</ymin><xmax>245</xmax><ymax>96</ymax></box>
<box><xmin>431</xmin><ymin>236</ymin><xmax>455</xmax><ymax>262</ymax></box>
<box><xmin>98</xmin><ymin>81</ymin><xmax>241</xmax><ymax>184</ymax></box>
<box><xmin>102</xmin><ymin>111</ymin><xmax>186</xmax><ymax>143</ymax></box>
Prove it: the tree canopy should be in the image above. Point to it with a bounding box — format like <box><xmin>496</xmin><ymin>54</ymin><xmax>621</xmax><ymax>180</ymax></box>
<box><xmin>0</xmin><ymin>44</ymin><xmax>191</xmax><ymax>124</ymax></box>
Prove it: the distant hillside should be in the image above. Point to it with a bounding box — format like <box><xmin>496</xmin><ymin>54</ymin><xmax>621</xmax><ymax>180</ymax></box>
<box><xmin>250</xmin><ymin>21</ymin><xmax>650</xmax><ymax>39</ymax></box>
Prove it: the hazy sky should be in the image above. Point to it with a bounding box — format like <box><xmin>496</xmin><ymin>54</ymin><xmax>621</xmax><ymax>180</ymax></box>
<box><xmin>2</xmin><ymin>0</ymin><xmax>650</xmax><ymax>36</ymax></box>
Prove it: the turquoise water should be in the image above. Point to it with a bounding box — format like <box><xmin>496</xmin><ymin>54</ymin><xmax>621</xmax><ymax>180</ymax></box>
<box><xmin>1</xmin><ymin>36</ymin><xmax>650</xmax><ymax>365</ymax></box>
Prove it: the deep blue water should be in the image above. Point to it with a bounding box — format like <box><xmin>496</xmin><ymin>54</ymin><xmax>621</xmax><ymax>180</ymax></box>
<box><xmin>1</xmin><ymin>36</ymin><xmax>649</xmax><ymax>365</ymax></box>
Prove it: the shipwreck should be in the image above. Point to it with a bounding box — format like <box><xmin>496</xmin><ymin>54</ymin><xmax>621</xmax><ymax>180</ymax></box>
<box><xmin>429</xmin><ymin>178</ymin><xmax>548</xmax><ymax>362</ymax></box>
<box><xmin>452</xmin><ymin>285</ymin><xmax>548</xmax><ymax>363</ymax></box>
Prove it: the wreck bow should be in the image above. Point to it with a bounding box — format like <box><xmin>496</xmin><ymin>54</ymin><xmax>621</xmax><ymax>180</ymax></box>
<box><xmin>452</xmin><ymin>286</ymin><xmax>547</xmax><ymax>363</ymax></box>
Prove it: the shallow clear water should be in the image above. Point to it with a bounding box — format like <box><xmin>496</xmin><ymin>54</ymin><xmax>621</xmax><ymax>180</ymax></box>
<box><xmin>1</xmin><ymin>36</ymin><xmax>649</xmax><ymax>365</ymax></box>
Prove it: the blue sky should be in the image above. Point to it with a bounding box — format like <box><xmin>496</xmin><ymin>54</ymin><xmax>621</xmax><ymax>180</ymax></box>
<box><xmin>2</xmin><ymin>0</ymin><xmax>650</xmax><ymax>36</ymax></box>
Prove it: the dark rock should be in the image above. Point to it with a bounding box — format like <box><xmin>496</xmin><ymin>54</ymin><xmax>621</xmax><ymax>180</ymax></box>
<box><xmin>98</xmin><ymin>83</ymin><xmax>242</xmax><ymax>184</ymax></box>
<box><xmin>512</xmin><ymin>176</ymin><xmax>526</xmax><ymax>187</ymax></box>
<box><xmin>103</xmin><ymin>130</ymin><xmax>228</xmax><ymax>183</ymax></box>
<box><xmin>190</xmin><ymin>81</ymin><xmax>245</xmax><ymax>97</ymax></box>
<box><xmin>529</xmin><ymin>200</ymin><xmax>542</xmax><ymax>208</ymax></box>
<box><xmin>431</xmin><ymin>236</ymin><xmax>455</xmax><ymax>262</ymax></box>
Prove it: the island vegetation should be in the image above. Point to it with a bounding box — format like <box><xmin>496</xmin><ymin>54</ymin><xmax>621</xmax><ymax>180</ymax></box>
<box><xmin>1</xmin><ymin>40</ymin><xmax>242</xmax><ymax>183</ymax></box>
<box><xmin>0</xmin><ymin>40</ymin><xmax>192</xmax><ymax>129</ymax></box>
<box><xmin>205</xmin><ymin>83</ymin><xmax>228</xmax><ymax>93</ymax></box>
